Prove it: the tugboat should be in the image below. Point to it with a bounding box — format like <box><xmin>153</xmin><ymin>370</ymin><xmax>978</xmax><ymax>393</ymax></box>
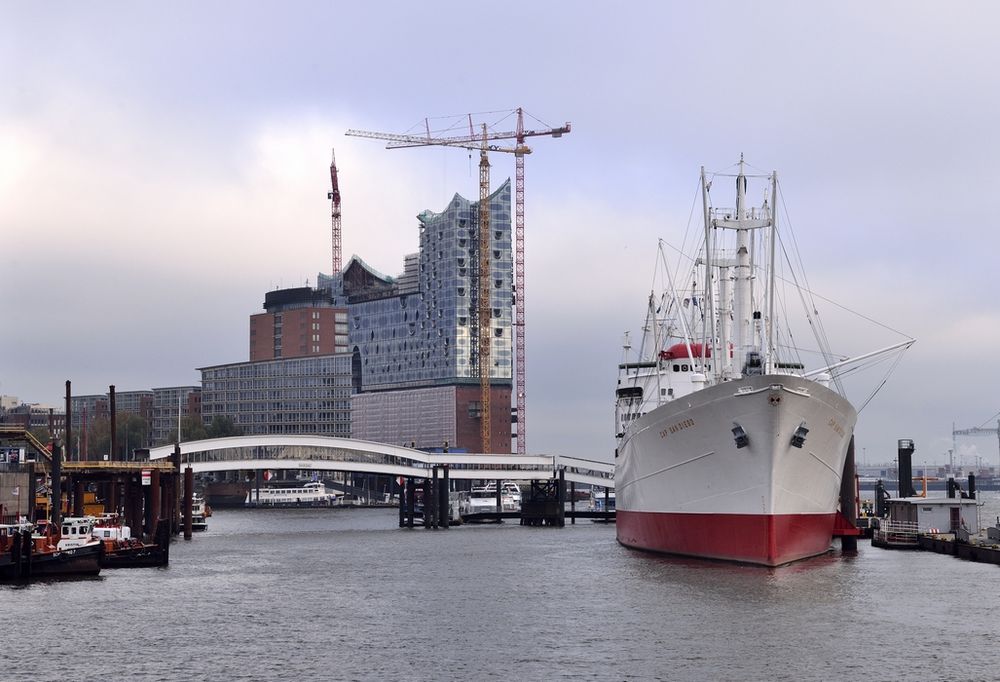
<box><xmin>0</xmin><ymin>522</ymin><xmax>34</xmax><ymax>580</ymax></box>
<box><xmin>30</xmin><ymin>517</ymin><xmax>102</xmax><ymax>577</ymax></box>
<box><xmin>92</xmin><ymin>514</ymin><xmax>169</xmax><ymax>568</ymax></box>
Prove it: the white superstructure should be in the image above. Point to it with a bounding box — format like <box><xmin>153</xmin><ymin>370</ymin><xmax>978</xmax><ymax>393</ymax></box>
<box><xmin>244</xmin><ymin>481</ymin><xmax>339</xmax><ymax>507</ymax></box>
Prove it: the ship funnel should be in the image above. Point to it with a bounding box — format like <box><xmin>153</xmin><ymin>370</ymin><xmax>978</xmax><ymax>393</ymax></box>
<box><xmin>897</xmin><ymin>439</ymin><xmax>917</xmax><ymax>497</ymax></box>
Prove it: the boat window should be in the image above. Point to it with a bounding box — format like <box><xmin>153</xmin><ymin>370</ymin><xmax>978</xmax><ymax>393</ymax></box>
<box><xmin>673</xmin><ymin>364</ymin><xmax>680</xmax><ymax>372</ymax></box>
<box><xmin>682</xmin><ymin>364</ymin><xmax>689</xmax><ymax>372</ymax></box>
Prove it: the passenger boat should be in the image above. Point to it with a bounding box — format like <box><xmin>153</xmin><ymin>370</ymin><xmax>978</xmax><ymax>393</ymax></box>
<box><xmin>243</xmin><ymin>481</ymin><xmax>339</xmax><ymax>508</ymax></box>
<box><xmin>30</xmin><ymin>517</ymin><xmax>102</xmax><ymax>576</ymax></box>
<box><xmin>614</xmin><ymin>159</ymin><xmax>913</xmax><ymax>566</ymax></box>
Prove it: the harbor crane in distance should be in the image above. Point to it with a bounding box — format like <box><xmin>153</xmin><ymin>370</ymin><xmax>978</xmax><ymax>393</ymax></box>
<box><xmin>952</xmin><ymin>419</ymin><xmax>1000</xmax><ymax>473</ymax></box>
<box><xmin>346</xmin><ymin>109</ymin><xmax>570</xmax><ymax>455</ymax></box>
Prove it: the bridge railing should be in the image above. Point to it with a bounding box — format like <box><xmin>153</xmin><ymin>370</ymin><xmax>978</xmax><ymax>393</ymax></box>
<box><xmin>150</xmin><ymin>436</ymin><xmax>615</xmax><ymax>488</ymax></box>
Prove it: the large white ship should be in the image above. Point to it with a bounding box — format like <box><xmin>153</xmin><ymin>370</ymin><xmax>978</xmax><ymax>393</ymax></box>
<box><xmin>614</xmin><ymin>159</ymin><xmax>912</xmax><ymax>566</ymax></box>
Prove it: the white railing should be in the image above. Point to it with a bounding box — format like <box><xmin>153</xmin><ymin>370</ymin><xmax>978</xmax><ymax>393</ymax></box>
<box><xmin>875</xmin><ymin>520</ymin><xmax>919</xmax><ymax>544</ymax></box>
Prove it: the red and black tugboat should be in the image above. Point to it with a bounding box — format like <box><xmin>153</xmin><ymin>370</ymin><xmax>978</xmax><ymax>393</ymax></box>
<box><xmin>92</xmin><ymin>514</ymin><xmax>169</xmax><ymax>568</ymax></box>
<box><xmin>30</xmin><ymin>517</ymin><xmax>102</xmax><ymax>577</ymax></box>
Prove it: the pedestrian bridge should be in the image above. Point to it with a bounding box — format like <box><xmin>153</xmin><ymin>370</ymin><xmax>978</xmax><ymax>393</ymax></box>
<box><xmin>148</xmin><ymin>435</ymin><xmax>614</xmax><ymax>489</ymax></box>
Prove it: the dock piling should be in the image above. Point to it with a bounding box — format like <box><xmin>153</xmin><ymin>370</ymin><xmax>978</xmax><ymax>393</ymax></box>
<box><xmin>183</xmin><ymin>466</ymin><xmax>193</xmax><ymax>540</ymax></box>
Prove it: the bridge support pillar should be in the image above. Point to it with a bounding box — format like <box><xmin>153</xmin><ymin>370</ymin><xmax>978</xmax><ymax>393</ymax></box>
<box><xmin>521</xmin><ymin>474</ymin><xmax>565</xmax><ymax>527</ymax></box>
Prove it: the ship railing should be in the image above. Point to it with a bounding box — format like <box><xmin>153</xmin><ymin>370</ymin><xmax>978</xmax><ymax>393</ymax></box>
<box><xmin>875</xmin><ymin>520</ymin><xmax>920</xmax><ymax>544</ymax></box>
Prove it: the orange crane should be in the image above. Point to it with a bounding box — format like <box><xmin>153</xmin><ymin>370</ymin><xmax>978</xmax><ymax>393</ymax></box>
<box><xmin>346</xmin><ymin>109</ymin><xmax>570</xmax><ymax>454</ymax></box>
<box><xmin>328</xmin><ymin>148</ymin><xmax>342</xmax><ymax>277</ymax></box>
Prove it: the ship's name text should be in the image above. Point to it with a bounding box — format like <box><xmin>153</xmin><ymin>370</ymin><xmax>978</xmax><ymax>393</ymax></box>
<box><xmin>661</xmin><ymin>418</ymin><xmax>695</xmax><ymax>438</ymax></box>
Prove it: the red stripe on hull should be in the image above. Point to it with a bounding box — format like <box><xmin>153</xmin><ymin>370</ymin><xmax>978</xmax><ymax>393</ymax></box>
<box><xmin>617</xmin><ymin>510</ymin><xmax>836</xmax><ymax>566</ymax></box>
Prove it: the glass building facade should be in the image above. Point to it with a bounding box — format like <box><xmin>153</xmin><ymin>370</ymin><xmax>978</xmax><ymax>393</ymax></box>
<box><xmin>200</xmin><ymin>355</ymin><xmax>352</xmax><ymax>436</ymax></box>
<box><xmin>334</xmin><ymin>180</ymin><xmax>513</xmax><ymax>392</ymax></box>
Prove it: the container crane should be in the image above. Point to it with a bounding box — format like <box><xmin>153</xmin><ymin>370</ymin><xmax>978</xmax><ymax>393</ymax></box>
<box><xmin>953</xmin><ymin>420</ymin><xmax>1000</xmax><ymax>472</ymax></box>
<box><xmin>346</xmin><ymin>109</ymin><xmax>569</xmax><ymax>454</ymax></box>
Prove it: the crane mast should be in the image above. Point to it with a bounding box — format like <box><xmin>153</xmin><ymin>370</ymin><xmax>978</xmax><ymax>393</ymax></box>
<box><xmin>478</xmin><ymin>126</ymin><xmax>492</xmax><ymax>453</ymax></box>
<box><xmin>328</xmin><ymin>149</ymin><xmax>342</xmax><ymax>277</ymax></box>
<box><xmin>513</xmin><ymin>109</ymin><xmax>527</xmax><ymax>454</ymax></box>
<box><xmin>952</xmin><ymin>420</ymin><xmax>1000</xmax><ymax>473</ymax></box>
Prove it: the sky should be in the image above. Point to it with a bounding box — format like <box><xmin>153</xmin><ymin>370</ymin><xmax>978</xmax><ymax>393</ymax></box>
<box><xmin>3</xmin><ymin>2</ymin><xmax>1000</xmax><ymax>466</ymax></box>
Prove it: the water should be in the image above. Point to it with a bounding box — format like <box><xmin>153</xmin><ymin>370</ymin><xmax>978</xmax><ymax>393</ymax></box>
<box><xmin>5</xmin><ymin>497</ymin><xmax>1000</xmax><ymax>681</ymax></box>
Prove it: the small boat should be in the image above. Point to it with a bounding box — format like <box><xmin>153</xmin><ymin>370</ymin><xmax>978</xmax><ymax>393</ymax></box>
<box><xmin>92</xmin><ymin>514</ymin><xmax>169</xmax><ymax>568</ymax></box>
<box><xmin>30</xmin><ymin>517</ymin><xmax>102</xmax><ymax>577</ymax></box>
<box><xmin>589</xmin><ymin>488</ymin><xmax>616</xmax><ymax>513</ymax></box>
<box><xmin>192</xmin><ymin>494</ymin><xmax>208</xmax><ymax>531</ymax></box>
<box><xmin>468</xmin><ymin>481</ymin><xmax>522</xmax><ymax>513</ymax></box>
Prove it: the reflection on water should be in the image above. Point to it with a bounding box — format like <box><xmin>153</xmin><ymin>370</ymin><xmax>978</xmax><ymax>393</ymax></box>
<box><xmin>4</xmin><ymin>499</ymin><xmax>1000</xmax><ymax>681</ymax></box>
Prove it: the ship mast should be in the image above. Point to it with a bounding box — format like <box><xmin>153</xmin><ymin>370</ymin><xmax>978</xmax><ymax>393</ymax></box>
<box><xmin>733</xmin><ymin>156</ymin><xmax>752</xmax><ymax>375</ymax></box>
<box><xmin>710</xmin><ymin>156</ymin><xmax>772</xmax><ymax>378</ymax></box>
<box><xmin>765</xmin><ymin>171</ymin><xmax>778</xmax><ymax>375</ymax></box>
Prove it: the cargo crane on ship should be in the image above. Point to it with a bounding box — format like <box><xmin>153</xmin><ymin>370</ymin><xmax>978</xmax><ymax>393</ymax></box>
<box><xmin>346</xmin><ymin>109</ymin><xmax>569</xmax><ymax>454</ymax></box>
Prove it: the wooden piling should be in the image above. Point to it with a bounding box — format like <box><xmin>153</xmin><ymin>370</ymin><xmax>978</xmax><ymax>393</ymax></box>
<box><xmin>183</xmin><ymin>466</ymin><xmax>193</xmax><ymax>540</ymax></box>
<box><xmin>149</xmin><ymin>468</ymin><xmax>161</xmax><ymax>540</ymax></box>
<box><xmin>398</xmin><ymin>477</ymin><xmax>406</xmax><ymax>528</ymax></box>
<box><xmin>406</xmin><ymin>478</ymin><xmax>415</xmax><ymax>528</ymax></box>
<box><xmin>840</xmin><ymin>436</ymin><xmax>858</xmax><ymax>552</ymax></box>
<box><xmin>570</xmin><ymin>481</ymin><xmax>576</xmax><ymax>524</ymax></box>
<box><xmin>73</xmin><ymin>478</ymin><xmax>85</xmax><ymax>517</ymax></box>
<box><xmin>440</xmin><ymin>465</ymin><xmax>450</xmax><ymax>529</ymax></box>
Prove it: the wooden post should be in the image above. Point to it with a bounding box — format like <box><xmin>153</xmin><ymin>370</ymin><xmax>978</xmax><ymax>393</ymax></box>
<box><xmin>840</xmin><ymin>436</ymin><xmax>858</xmax><ymax>553</ymax></box>
<box><xmin>149</xmin><ymin>468</ymin><xmax>161</xmax><ymax>541</ymax></box>
<box><xmin>441</xmin><ymin>465</ymin><xmax>450</xmax><ymax>529</ymax></box>
<box><xmin>183</xmin><ymin>466</ymin><xmax>193</xmax><ymax>540</ymax></box>
<box><xmin>570</xmin><ymin>480</ymin><xmax>576</xmax><ymax>525</ymax></box>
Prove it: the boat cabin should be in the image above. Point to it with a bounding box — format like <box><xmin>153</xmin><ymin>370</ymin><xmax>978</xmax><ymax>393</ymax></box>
<box><xmin>885</xmin><ymin>497</ymin><xmax>979</xmax><ymax>534</ymax></box>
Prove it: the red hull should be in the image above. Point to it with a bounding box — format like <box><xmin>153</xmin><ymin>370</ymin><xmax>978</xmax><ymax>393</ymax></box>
<box><xmin>617</xmin><ymin>510</ymin><xmax>837</xmax><ymax>566</ymax></box>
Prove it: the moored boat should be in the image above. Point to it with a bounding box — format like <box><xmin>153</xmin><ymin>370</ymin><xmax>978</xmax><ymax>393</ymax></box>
<box><xmin>0</xmin><ymin>522</ymin><xmax>34</xmax><ymax>580</ymax></box>
<box><xmin>243</xmin><ymin>481</ymin><xmax>339</xmax><ymax>508</ymax></box>
<box><xmin>30</xmin><ymin>517</ymin><xmax>102</xmax><ymax>577</ymax></box>
<box><xmin>192</xmin><ymin>494</ymin><xmax>208</xmax><ymax>531</ymax></box>
<box><xmin>92</xmin><ymin>514</ymin><xmax>169</xmax><ymax>568</ymax></box>
<box><xmin>614</xmin><ymin>159</ymin><xmax>912</xmax><ymax>566</ymax></box>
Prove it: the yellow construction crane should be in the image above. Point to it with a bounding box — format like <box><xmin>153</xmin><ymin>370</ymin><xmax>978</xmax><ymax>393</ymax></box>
<box><xmin>346</xmin><ymin>110</ymin><xmax>569</xmax><ymax>454</ymax></box>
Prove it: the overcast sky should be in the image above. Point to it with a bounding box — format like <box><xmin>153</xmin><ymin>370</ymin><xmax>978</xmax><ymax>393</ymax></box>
<box><xmin>3</xmin><ymin>2</ymin><xmax>1000</xmax><ymax>466</ymax></box>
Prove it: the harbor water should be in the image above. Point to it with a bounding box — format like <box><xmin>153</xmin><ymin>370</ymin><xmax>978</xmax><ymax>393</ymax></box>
<box><xmin>5</xmin><ymin>496</ymin><xmax>1000</xmax><ymax>681</ymax></box>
